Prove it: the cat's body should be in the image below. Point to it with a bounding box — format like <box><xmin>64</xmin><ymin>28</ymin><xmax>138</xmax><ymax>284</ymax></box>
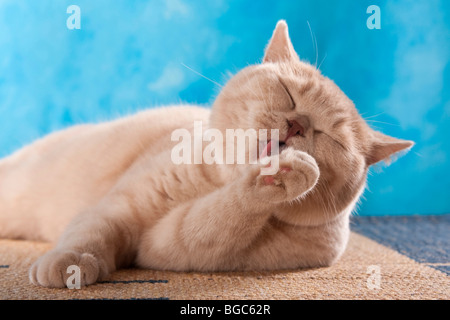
<box><xmin>0</xmin><ymin>106</ymin><xmax>210</xmax><ymax>242</ymax></box>
<box><xmin>0</xmin><ymin>21</ymin><xmax>412</xmax><ymax>287</ymax></box>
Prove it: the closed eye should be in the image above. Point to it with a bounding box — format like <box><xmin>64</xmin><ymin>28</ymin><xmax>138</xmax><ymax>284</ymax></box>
<box><xmin>278</xmin><ymin>78</ymin><xmax>295</xmax><ymax>110</ymax></box>
<box><xmin>314</xmin><ymin>130</ymin><xmax>347</xmax><ymax>150</ymax></box>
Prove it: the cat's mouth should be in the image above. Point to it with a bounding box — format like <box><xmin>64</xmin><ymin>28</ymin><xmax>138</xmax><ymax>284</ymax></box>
<box><xmin>259</xmin><ymin>120</ymin><xmax>304</xmax><ymax>158</ymax></box>
<box><xmin>259</xmin><ymin>139</ymin><xmax>288</xmax><ymax>158</ymax></box>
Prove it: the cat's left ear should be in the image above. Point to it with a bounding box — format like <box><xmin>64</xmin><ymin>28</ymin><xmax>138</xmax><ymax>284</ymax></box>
<box><xmin>366</xmin><ymin>131</ymin><xmax>414</xmax><ymax>166</ymax></box>
<box><xmin>263</xmin><ymin>20</ymin><xmax>300</xmax><ymax>63</ymax></box>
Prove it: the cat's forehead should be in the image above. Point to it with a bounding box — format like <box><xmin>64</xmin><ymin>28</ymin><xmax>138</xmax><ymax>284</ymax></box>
<box><xmin>245</xmin><ymin>62</ymin><xmax>354</xmax><ymax>111</ymax></box>
<box><xmin>245</xmin><ymin>61</ymin><xmax>335</xmax><ymax>96</ymax></box>
<box><xmin>245</xmin><ymin>60</ymin><xmax>319</xmax><ymax>80</ymax></box>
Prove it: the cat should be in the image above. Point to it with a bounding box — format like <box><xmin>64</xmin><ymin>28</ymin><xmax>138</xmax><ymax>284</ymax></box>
<box><xmin>0</xmin><ymin>20</ymin><xmax>413</xmax><ymax>288</ymax></box>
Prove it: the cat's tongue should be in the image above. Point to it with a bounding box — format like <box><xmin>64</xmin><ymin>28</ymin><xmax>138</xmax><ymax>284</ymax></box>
<box><xmin>260</xmin><ymin>140</ymin><xmax>272</xmax><ymax>158</ymax></box>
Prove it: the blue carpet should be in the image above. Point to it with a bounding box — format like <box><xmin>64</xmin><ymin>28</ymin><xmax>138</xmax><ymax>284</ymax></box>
<box><xmin>351</xmin><ymin>215</ymin><xmax>450</xmax><ymax>275</ymax></box>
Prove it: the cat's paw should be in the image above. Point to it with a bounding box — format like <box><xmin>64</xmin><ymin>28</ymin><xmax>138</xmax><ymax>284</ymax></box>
<box><xmin>252</xmin><ymin>148</ymin><xmax>320</xmax><ymax>203</ymax></box>
<box><xmin>29</xmin><ymin>249</ymin><xmax>108</xmax><ymax>288</ymax></box>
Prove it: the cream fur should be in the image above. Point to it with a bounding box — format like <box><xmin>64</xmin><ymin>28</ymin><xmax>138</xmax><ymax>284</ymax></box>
<box><xmin>0</xmin><ymin>20</ymin><xmax>413</xmax><ymax>288</ymax></box>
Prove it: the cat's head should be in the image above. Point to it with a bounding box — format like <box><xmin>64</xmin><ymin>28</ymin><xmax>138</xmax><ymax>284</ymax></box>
<box><xmin>210</xmin><ymin>20</ymin><xmax>413</xmax><ymax>225</ymax></box>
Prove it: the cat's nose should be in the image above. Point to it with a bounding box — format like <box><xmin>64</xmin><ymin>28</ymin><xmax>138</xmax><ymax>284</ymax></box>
<box><xmin>287</xmin><ymin>116</ymin><xmax>309</xmax><ymax>139</ymax></box>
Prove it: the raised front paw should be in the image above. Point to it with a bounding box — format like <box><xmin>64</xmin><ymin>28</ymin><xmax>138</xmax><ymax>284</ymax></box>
<box><xmin>253</xmin><ymin>148</ymin><xmax>320</xmax><ymax>203</ymax></box>
<box><xmin>29</xmin><ymin>249</ymin><xmax>108</xmax><ymax>288</ymax></box>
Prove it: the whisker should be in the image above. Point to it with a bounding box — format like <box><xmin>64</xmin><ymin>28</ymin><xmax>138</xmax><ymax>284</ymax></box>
<box><xmin>365</xmin><ymin>120</ymin><xmax>400</xmax><ymax>127</ymax></box>
<box><xmin>181</xmin><ymin>63</ymin><xmax>223</xmax><ymax>88</ymax></box>
<box><xmin>367</xmin><ymin>124</ymin><xmax>383</xmax><ymax>130</ymax></box>
<box><xmin>317</xmin><ymin>52</ymin><xmax>327</xmax><ymax>70</ymax></box>
<box><xmin>363</xmin><ymin>111</ymin><xmax>386</xmax><ymax>120</ymax></box>
<box><xmin>307</xmin><ymin>21</ymin><xmax>318</xmax><ymax>67</ymax></box>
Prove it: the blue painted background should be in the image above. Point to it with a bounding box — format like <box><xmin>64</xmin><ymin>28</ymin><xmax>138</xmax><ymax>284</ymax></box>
<box><xmin>0</xmin><ymin>0</ymin><xmax>449</xmax><ymax>215</ymax></box>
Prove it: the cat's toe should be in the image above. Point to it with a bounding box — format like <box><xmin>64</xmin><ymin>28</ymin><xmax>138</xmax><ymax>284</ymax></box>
<box><xmin>253</xmin><ymin>150</ymin><xmax>320</xmax><ymax>203</ymax></box>
<box><xmin>29</xmin><ymin>250</ymin><xmax>105</xmax><ymax>288</ymax></box>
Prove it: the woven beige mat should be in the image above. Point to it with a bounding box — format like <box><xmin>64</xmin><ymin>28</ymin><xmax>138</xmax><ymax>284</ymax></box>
<box><xmin>0</xmin><ymin>232</ymin><xmax>448</xmax><ymax>300</ymax></box>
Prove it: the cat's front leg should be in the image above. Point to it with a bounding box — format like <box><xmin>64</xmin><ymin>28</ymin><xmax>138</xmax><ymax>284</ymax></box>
<box><xmin>255</xmin><ymin>148</ymin><xmax>320</xmax><ymax>203</ymax></box>
<box><xmin>137</xmin><ymin>148</ymin><xmax>320</xmax><ymax>271</ymax></box>
<box><xmin>29</xmin><ymin>200</ymin><xmax>140</xmax><ymax>288</ymax></box>
<box><xmin>29</xmin><ymin>249</ymin><xmax>109</xmax><ymax>288</ymax></box>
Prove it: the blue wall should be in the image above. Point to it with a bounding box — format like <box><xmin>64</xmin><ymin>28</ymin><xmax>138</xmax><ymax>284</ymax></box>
<box><xmin>0</xmin><ymin>0</ymin><xmax>449</xmax><ymax>215</ymax></box>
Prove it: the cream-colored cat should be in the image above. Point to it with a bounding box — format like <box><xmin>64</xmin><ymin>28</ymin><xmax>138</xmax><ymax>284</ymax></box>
<box><xmin>0</xmin><ymin>21</ymin><xmax>413</xmax><ymax>288</ymax></box>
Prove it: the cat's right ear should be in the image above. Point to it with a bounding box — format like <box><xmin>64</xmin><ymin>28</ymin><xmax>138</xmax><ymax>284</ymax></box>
<box><xmin>365</xmin><ymin>131</ymin><xmax>415</xmax><ymax>166</ymax></box>
<box><xmin>263</xmin><ymin>20</ymin><xmax>300</xmax><ymax>63</ymax></box>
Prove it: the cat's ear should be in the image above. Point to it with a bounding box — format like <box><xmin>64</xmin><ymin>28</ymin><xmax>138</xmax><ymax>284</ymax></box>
<box><xmin>263</xmin><ymin>20</ymin><xmax>300</xmax><ymax>63</ymax></box>
<box><xmin>366</xmin><ymin>131</ymin><xmax>414</xmax><ymax>166</ymax></box>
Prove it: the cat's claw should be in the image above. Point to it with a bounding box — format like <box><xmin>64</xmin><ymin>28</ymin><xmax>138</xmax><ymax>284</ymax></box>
<box><xmin>29</xmin><ymin>249</ymin><xmax>107</xmax><ymax>288</ymax></box>
<box><xmin>254</xmin><ymin>148</ymin><xmax>320</xmax><ymax>203</ymax></box>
